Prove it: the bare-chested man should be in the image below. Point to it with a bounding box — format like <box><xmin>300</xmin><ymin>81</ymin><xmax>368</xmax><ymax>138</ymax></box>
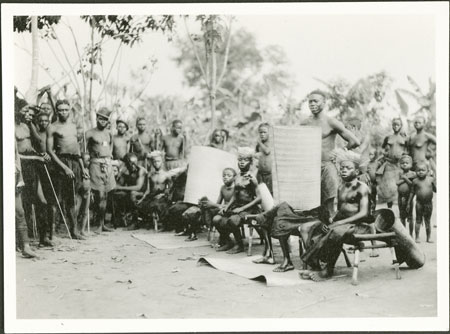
<box><xmin>86</xmin><ymin>107</ymin><xmax>117</xmax><ymax>233</ymax></box>
<box><xmin>15</xmin><ymin>99</ymin><xmax>50</xmax><ymax>241</ymax></box>
<box><xmin>408</xmin><ymin>115</ymin><xmax>436</xmax><ymax>173</ymax></box>
<box><xmin>162</xmin><ymin>119</ymin><xmax>187</xmax><ymax>170</ymax></box>
<box><xmin>130</xmin><ymin>117</ymin><xmax>153</xmax><ymax>169</ymax></box>
<box><xmin>47</xmin><ymin>99</ymin><xmax>89</xmax><ymax>240</ymax></box>
<box><xmin>16</xmin><ymin>138</ymin><xmax>37</xmax><ymax>258</ymax></box>
<box><xmin>136</xmin><ymin>151</ymin><xmax>187</xmax><ymax>229</ymax></box>
<box><xmin>31</xmin><ymin>112</ymin><xmax>58</xmax><ymax>246</ymax></box>
<box><xmin>376</xmin><ymin>117</ymin><xmax>408</xmax><ymax>208</ymax></box>
<box><xmin>300</xmin><ymin>151</ymin><xmax>374</xmax><ymax>282</ymax></box>
<box><xmin>112</xmin><ymin>119</ymin><xmax>129</xmax><ymax>161</ymax></box>
<box><xmin>301</xmin><ymin>90</ymin><xmax>360</xmax><ymax>216</ymax></box>
<box><xmin>112</xmin><ymin>152</ymin><xmax>147</xmax><ymax>229</ymax></box>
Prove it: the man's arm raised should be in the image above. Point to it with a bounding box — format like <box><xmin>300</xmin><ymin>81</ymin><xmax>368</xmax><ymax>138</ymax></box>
<box><xmin>330</xmin><ymin>118</ymin><xmax>360</xmax><ymax>150</ymax></box>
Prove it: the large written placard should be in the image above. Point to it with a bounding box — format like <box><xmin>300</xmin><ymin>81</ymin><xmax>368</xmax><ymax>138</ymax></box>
<box><xmin>184</xmin><ymin>146</ymin><xmax>237</xmax><ymax>205</ymax></box>
<box><xmin>271</xmin><ymin>126</ymin><xmax>321</xmax><ymax>210</ymax></box>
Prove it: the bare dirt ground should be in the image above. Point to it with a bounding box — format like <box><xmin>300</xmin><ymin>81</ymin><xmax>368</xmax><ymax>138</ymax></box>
<box><xmin>16</xmin><ymin>203</ymin><xmax>437</xmax><ymax>319</ymax></box>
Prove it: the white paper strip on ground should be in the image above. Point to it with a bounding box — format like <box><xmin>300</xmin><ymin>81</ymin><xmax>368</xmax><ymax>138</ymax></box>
<box><xmin>184</xmin><ymin>146</ymin><xmax>237</xmax><ymax>205</ymax></box>
<box><xmin>271</xmin><ymin>126</ymin><xmax>321</xmax><ymax>210</ymax></box>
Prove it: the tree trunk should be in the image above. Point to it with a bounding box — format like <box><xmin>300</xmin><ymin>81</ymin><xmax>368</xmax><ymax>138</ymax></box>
<box><xmin>89</xmin><ymin>18</ymin><xmax>96</xmax><ymax>127</ymax></box>
<box><xmin>210</xmin><ymin>37</ymin><xmax>217</xmax><ymax>131</ymax></box>
<box><xmin>26</xmin><ymin>16</ymin><xmax>39</xmax><ymax>104</ymax></box>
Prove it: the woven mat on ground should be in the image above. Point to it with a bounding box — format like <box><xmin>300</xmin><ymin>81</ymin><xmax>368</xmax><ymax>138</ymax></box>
<box><xmin>198</xmin><ymin>255</ymin><xmax>313</xmax><ymax>287</ymax></box>
<box><xmin>132</xmin><ymin>232</ymin><xmax>211</xmax><ymax>250</ymax></box>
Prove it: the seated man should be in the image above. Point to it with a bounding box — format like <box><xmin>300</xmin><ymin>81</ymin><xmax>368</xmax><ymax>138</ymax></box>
<box><xmin>136</xmin><ymin>151</ymin><xmax>187</xmax><ymax>229</ymax></box>
<box><xmin>300</xmin><ymin>150</ymin><xmax>373</xmax><ymax>282</ymax></box>
<box><xmin>254</xmin><ymin>150</ymin><xmax>370</xmax><ymax>275</ymax></box>
<box><xmin>112</xmin><ymin>152</ymin><xmax>147</xmax><ymax>229</ymax></box>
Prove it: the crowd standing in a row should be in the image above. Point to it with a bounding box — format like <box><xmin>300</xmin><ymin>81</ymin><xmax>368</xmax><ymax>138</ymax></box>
<box><xmin>14</xmin><ymin>90</ymin><xmax>436</xmax><ymax>283</ymax></box>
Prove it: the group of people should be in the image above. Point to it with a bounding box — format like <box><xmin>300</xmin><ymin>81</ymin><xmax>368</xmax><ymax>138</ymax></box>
<box><xmin>14</xmin><ymin>89</ymin><xmax>436</xmax><ymax>284</ymax></box>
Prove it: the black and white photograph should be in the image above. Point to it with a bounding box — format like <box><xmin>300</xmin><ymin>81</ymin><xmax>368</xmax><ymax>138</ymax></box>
<box><xmin>2</xmin><ymin>2</ymin><xmax>449</xmax><ymax>333</ymax></box>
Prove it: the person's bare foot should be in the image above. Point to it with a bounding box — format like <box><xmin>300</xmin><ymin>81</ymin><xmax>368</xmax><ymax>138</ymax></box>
<box><xmin>226</xmin><ymin>244</ymin><xmax>244</xmax><ymax>254</ymax></box>
<box><xmin>415</xmin><ymin>238</ymin><xmax>421</xmax><ymax>243</ymax></box>
<box><xmin>102</xmin><ymin>225</ymin><xmax>114</xmax><ymax>232</ymax></box>
<box><xmin>72</xmin><ymin>232</ymin><xmax>86</xmax><ymax>240</ymax></box>
<box><xmin>252</xmin><ymin>256</ymin><xmax>275</xmax><ymax>265</ymax></box>
<box><xmin>426</xmin><ymin>239</ymin><xmax>434</xmax><ymax>243</ymax></box>
<box><xmin>126</xmin><ymin>223</ymin><xmax>139</xmax><ymax>231</ymax></box>
<box><xmin>39</xmin><ymin>238</ymin><xmax>55</xmax><ymax>247</ymax></box>
<box><xmin>217</xmin><ymin>242</ymin><xmax>234</xmax><ymax>252</ymax></box>
<box><xmin>80</xmin><ymin>231</ymin><xmax>89</xmax><ymax>238</ymax></box>
<box><xmin>175</xmin><ymin>231</ymin><xmax>188</xmax><ymax>236</ymax></box>
<box><xmin>22</xmin><ymin>244</ymin><xmax>37</xmax><ymax>258</ymax></box>
<box><xmin>273</xmin><ymin>263</ymin><xmax>294</xmax><ymax>272</ymax></box>
<box><xmin>185</xmin><ymin>236</ymin><xmax>198</xmax><ymax>242</ymax></box>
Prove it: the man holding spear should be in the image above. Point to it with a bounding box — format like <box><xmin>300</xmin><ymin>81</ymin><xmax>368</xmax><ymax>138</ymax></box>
<box><xmin>47</xmin><ymin>99</ymin><xmax>90</xmax><ymax>240</ymax></box>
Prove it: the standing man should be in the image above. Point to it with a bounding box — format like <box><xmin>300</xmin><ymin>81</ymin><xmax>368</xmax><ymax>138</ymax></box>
<box><xmin>130</xmin><ymin>117</ymin><xmax>153</xmax><ymax>169</ymax></box>
<box><xmin>301</xmin><ymin>90</ymin><xmax>360</xmax><ymax>216</ymax></box>
<box><xmin>15</xmin><ymin>99</ymin><xmax>49</xmax><ymax>239</ymax></box>
<box><xmin>32</xmin><ymin>112</ymin><xmax>58</xmax><ymax>246</ymax></box>
<box><xmin>86</xmin><ymin>107</ymin><xmax>117</xmax><ymax>233</ymax></box>
<box><xmin>112</xmin><ymin>119</ymin><xmax>130</xmax><ymax>161</ymax></box>
<box><xmin>162</xmin><ymin>119</ymin><xmax>187</xmax><ymax>170</ymax></box>
<box><xmin>47</xmin><ymin>100</ymin><xmax>89</xmax><ymax>240</ymax></box>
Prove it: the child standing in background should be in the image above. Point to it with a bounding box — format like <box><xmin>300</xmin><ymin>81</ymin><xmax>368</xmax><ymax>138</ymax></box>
<box><xmin>396</xmin><ymin>155</ymin><xmax>416</xmax><ymax>235</ymax></box>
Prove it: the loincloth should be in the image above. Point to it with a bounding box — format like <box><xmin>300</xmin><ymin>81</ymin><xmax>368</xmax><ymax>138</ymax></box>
<box><xmin>165</xmin><ymin>158</ymin><xmax>184</xmax><ymax>171</ymax></box>
<box><xmin>55</xmin><ymin>154</ymin><xmax>84</xmax><ymax>205</ymax></box>
<box><xmin>301</xmin><ymin>218</ymin><xmax>373</xmax><ymax>268</ymax></box>
<box><xmin>376</xmin><ymin>161</ymin><xmax>400</xmax><ymax>203</ymax></box>
<box><xmin>89</xmin><ymin>157</ymin><xmax>116</xmax><ymax>192</ymax></box>
<box><xmin>321</xmin><ymin>161</ymin><xmax>339</xmax><ymax>203</ymax></box>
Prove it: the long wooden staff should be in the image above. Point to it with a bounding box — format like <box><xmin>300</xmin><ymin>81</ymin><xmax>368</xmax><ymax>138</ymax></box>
<box><xmin>43</xmin><ymin>164</ymin><xmax>73</xmax><ymax>242</ymax></box>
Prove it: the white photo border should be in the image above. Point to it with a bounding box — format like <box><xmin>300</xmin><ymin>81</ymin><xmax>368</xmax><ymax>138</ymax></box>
<box><xmin>2</xmin><ymin>2</ymin><xmax>449</xmax><ymax>332</ymax></box>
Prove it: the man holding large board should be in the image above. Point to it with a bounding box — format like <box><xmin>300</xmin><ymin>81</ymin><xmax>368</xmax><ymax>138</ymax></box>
<box><xmin>301</xmin><ymin>90</ymin><xmax>360</xmax><ymax>215</ymax></box>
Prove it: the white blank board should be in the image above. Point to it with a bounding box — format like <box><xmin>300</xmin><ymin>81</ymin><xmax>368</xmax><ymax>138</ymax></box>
<box><xmin>184</xmin><ymin>146</ymin><xmax>237</xmax><ymax>205</ymax></box>
<box><xmin>271</xmin><ymin>126</ymin><xmax>321</xmax><ymax>210</ymax></box>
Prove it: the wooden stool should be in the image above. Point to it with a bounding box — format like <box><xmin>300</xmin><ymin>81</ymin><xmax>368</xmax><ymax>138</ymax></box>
<box><xmin>347</xmin><ymin>232</ymin><xmax>400</xmax><ymax>285</ymax></box>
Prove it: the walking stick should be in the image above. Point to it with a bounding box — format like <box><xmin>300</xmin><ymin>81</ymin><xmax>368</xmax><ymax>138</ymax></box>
<box><xmin>43</xmin><ymin>165</ymin><xmax>73</xmax><ymax>242</ymax></box>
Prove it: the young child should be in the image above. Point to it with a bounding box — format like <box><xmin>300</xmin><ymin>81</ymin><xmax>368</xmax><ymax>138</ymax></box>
<box><xmin>366</xmin><ymin>147</ymin><xmax>379</xmax><ymax>212</ymax></box>
<box><xmin>255</xmin><ymin>123</ymin><xmax>273</xmax><ymax>194</ymax></box>
<box><xmin>396</xmin><ymin>155</ymin><xmax>416</xmax><ymax>234</ymax></box>
<box><xmin>200</xmin><ymin>167</ymin><xmax>237</xmax><ymax>248</ymax></box>
<box><xmin>408</xmin><ymin>162</ymin><xmax>436</xmax><ymax>243</ymax></box>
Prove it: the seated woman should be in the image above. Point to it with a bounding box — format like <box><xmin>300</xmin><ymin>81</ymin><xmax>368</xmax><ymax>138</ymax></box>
<box><xmin>218</xmin><ymin>147</ymin><xmax>261</xmax><ymax>254</ymax></box>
